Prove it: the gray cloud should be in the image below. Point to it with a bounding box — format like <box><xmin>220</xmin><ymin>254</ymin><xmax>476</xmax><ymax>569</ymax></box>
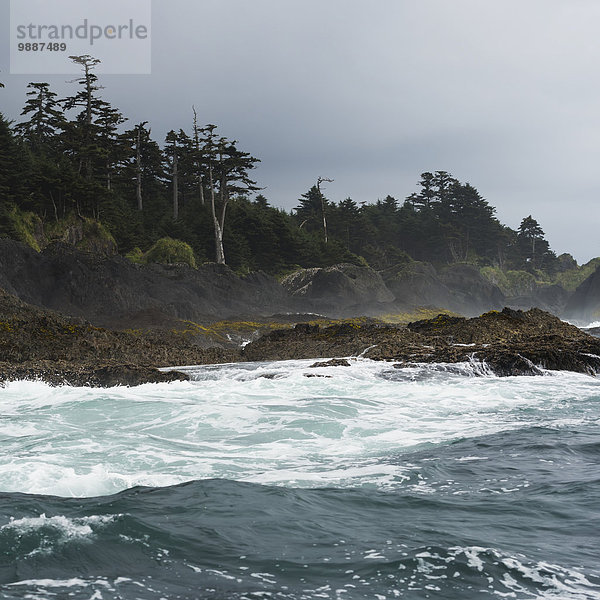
<box><xmin>1</xmin><ymin>0</ymin><xmax>599</xmax><ymax>261</ymax></box>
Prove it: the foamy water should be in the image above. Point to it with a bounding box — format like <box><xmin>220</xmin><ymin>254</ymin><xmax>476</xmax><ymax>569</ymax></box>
<box><xmin>0</xmin><ymin>359</ymin><xmax>598</xmax><ymax>496</ymax></box>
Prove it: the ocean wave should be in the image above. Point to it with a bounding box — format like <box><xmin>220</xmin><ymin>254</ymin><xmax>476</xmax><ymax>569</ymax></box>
<box><xmin>0</xmin><ymin>479</ymin><xmax>598</xmax><ymax>599</ymax></box>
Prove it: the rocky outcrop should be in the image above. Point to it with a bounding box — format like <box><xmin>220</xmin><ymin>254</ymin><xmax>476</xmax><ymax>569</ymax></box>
<box><xmin>0</xmin><ymin>239</ymin><xmax>297</xmax><ymax>328</ymax></box>
<box><xmin>508</xmin><ymin>283</ymin><xmax>571</xmax><ymax>315</ymax></box>
<box><xmin>0</xmin><ymin>362</ymin><xmax>190</xmax><ymax>387</ymax></box>
<box><xmin>281</xmin><ymin>264</ymin><xmax>394</xmax><ymax>315</ymax></box>
<box><xmin>3</xmin><ymin>284</ymin><xmax>598</xmax><ymax>384</ymax></box>
<box><xmin>383</xmin><ymin>262</ymin><xmax>454</xmax><ymax>309</ymax></box>
<box><xmin>282</xmin><ymin>262</ymin><xmax>508</xmax><ymax>317</ymax></box>
<box><xmin>0</xmin><ymin>237</ymin><xmax>573</xmax><ymax>331</ymax></box>
<box><xmin>439</xmin><ymin>264</ymin><xmax>505</xmax><ymax>315</ymax></box>
<box><xmin>383</xmin><ymin>262</ymin><xmax>506</xmax><ymax>316</ymax></box>
<box><xmin>243</xmin><ymin>308</ymin><xmax>600</xmax><ymax>377</ymax></box>
<box><xmin>0</xmin><ymin>288</ymin><xmax>239</xmax><ymax>386</ymax></box>
<box><xmin>563</xmin><ymin>265</ymin><xmax>600</xmax><ymax>324</ymax></box>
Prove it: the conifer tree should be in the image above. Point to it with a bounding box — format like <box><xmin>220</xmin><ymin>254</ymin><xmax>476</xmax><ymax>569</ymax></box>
<box><xmin>295</xmin><ymin>185</ymin><xmax>326</xmax><ymax>234</ymax></box>
<box><xmin>15</xmin><ymin>82</ymin><xmax>65</xmax><ymax>151</ymax></box>
<box><xmin>518</xmin><ymin>215</ymin><xmax>548</xmax><ymax>269</ymax></box>
<box><xmin>199</xmin><ymin>125</ymin><xmax>259</xmax><ymax>264</ymax></box>
<box><xmin>95</xmin><ymin>102</ymin><xmax>126</xmax><ymax>190</ymax></box>
<box><xmin>0</xmin><ymin>113</ymin><xmax>27</xmax><ymax>204</ymax></box>
<box><xmin>61</xmin><ymin>55</ymin><xmax>104</xmax><ymax>178</ymax></box>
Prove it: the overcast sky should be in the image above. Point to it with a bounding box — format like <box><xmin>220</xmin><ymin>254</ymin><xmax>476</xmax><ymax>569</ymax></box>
<box><xmin>1</xmin><ymin>0</ymin><xmax>599</xmax><ymax>263</ymax></box>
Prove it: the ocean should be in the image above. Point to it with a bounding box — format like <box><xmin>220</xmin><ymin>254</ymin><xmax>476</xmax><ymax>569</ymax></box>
<box><xmin>0</xmin><ymin>358</ymin><xmax>599</xmax><ymax>599</ymax></box>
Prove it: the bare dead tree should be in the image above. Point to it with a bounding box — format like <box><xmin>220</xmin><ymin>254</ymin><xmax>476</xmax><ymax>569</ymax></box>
<box><xmin>192</xmin><ymin>106</ymin><xmax>205</xmax><ymax>206</ymax></box>
<box><xmin>172</xmin><ymin>140</ymin><xmax>179</xmax><ymax>220</ymax></box>
<box><xmin>317</xmin><ymin>176</ymin><xmax>334</xmax><ymax>244</ymax></box>
<box><xmin>134</xmin><ymin>121</ymin><xmax>148</xmax><ymax>211</ymax></box>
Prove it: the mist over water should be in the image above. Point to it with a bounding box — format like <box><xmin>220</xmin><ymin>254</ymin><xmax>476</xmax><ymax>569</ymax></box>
<box><xmin>1</xmin><ymin>359</ymin><xmax>599</xmax><ymax>599</ymax></box>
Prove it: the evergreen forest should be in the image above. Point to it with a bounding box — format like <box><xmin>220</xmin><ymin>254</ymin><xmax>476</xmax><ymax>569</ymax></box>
<box><xmin>0</xmin><ymin>56</ymin><xmax>595</xmax><ymax>291</ymax></box>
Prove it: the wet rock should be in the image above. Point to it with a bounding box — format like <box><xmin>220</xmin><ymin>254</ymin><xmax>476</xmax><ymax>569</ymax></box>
<box><xmin>0</xmin><ymin>362</ymin><xmax>189</xmax><ymax>387</ymax></box>
<box><xmin>309</xmin><ymin>358</ymin><xmax>351</xmax><ymax>368</ymax></box>
<box><xmin>243</xmin><ymin>321</ymin><xmax>421</xmax><ymax>362</ymax></box>
<box><xmin>0</xmin><ymin>288</ymin><xmax>239</xmax><ymax>387</ymax></box>
<box><xmin>243</xmin><ymin>307</ymin><xmax>600</xmax><ymax>377</ymax></box>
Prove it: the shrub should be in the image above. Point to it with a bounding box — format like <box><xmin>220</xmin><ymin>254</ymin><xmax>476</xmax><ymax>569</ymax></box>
<box><xmin>3</xmin><ymin>204</ymin><xmax>44</xmax><ymax>251</ymax></box>
<box><xmin>481</xmin><ymin>267</ymin><xmax>536</xmax><ymax>296</ymax></box>
<box><xmin>125</xmin><ymin>247</ymin><xmax>145</xmax><ymax>264</ymax></box>
<box><xmin>554</xmin><ymin>258</ymin><xmax>600</xmax><ymax>291</ymax></box>
<box><xmin>145</xmin><ymin>237</ymin><xmax>197</xmax><ymax>268</ymax></box>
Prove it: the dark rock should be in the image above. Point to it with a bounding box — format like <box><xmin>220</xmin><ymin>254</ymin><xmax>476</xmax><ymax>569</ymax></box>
<box><xmin>383</xmin><ymin>261</ymin><xmax>455</xmax><ymax>309</ymax></box>
<box><xmin>309</xmin><ymin>358</ymin><xmax>351</xmax><ymax>368</ymax></box>
<box><xmin>281</xmin><ymin>264</ymin><xmax>394</xmax><ymax>314</ymax></box>
<box><xmin>0</xmin><ymin>362</ymin><xmax>189</xmax><ymax>387</ymax></box>
<box><xmin>406</xmin><ymin>307</ymin><xmax>586</xmax><ymax>344</ymax></box>
<box><xmin>564</xmin><ymin>265</ymin><xmax>600</xmax><ymax>324</ymax></box>
<box><xmin>243</xmin><ymin>321</ymin><xmax>417</xmax><ymax>362</ymax></box>
<box><xmin>243</xmin><ymin>307</ymin><xmax>600</xmax><ymax>377</ymax></box>
<box><xmin>0</xmin><ymin>288</ymin><xmax>240</xmax><ymax>387</ymax></box>
<box><xmin>439</xmin><ymin>264</ymin><xmax>505</xmax><ymax>316</ymax></box>
<box><xmin>0</xmin><ymin>239</ymin><xmax>296</xmax><ymax>328</ymax></box>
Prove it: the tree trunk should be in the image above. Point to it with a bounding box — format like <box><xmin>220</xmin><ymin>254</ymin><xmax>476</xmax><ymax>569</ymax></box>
<box><xmin>213</xmin><ymin>218</ymin><xmax>225</xmax><ymax>264</ymax></box>
<box><xmin>136</xmin><ymin>127</ymin><xmax>143</xmax><ymax>211</ymax></box>
<box><xmin>192</xmin><ymin>106</ymin><xmax>205</xmax><ymax>205</ymax></box>
<box><xmin>316</xmin><ymin>177</ymin><xmax>332</xmax><ymax>244</ymax></box>
<box><xmin>84</xmin><ymin>63</ymin><xmax>93</xmax><ymax>179</ymax></box>
<box><xmin>172</xmin><ymin>150</ymin><xmax>179</xmax><ymax>220</ymax></box>
<box><xmin>49</xmin><ymin>191</ymin><xmax>59</xmax><ymax>223</ymax></box>
<box><xmin>208</xmin><ymin>161</ymin><xmax>225</xmax><ymax>264</ymax></box>
<box><xmin>321</xmin><ymin>196</ymin><xmax>328</xmax><ymax>244</ymax></box>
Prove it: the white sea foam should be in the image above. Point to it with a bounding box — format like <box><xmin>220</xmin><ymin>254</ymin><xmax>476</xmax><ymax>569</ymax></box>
<box><xmin>0</xmin><ymin>514</ymin><xmax>119</xmax><ymax>557</ymax></box>
<box><xmin>0</xmin><ymin>359</ymin><xmax>598</xmax><ymax>497</ymax></box>
<box><xmin>411</xmin><ymin>546</ymin><xmax>600</xmax><ymax>599</ymax></box>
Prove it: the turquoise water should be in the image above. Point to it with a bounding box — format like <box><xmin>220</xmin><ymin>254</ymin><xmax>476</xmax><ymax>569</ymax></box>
<box><xmin>0</xmin><ymin>359</ymin><xmax>599</xmax><ymax>598</ymax></box>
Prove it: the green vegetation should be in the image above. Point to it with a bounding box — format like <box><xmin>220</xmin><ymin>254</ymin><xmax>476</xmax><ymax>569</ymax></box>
<box><xmin>379</xmin><ymin>308</ymin><xmax>459</xmax><ymax>324</ymax></box>
<box><xmin>144</xmin><ymin>237</ymin><xmax>197</xmax><ymax>268</ymax></box>
<box><xmin>45</xmin><ymin>215</ymin><xmax>117</xmax><ymax>255</ymax></box>
<box><xmin>554</xmin><ymin>258</ymin><xmax>600</xmax><ymax>291</ymax></box>
<box><xmin>481</xmin><ymin>267</ymin><xmax>537</xmax><ymax>296</ymax></box>
<box><xmin>1</xmin><ymin>204</ymin><xmax>44</xmax><ymax>251</ymax></box>
<box><xmin>125</xmin><ymin>247</ymin><xmax>145</xmax><ymax>264</ymax></box>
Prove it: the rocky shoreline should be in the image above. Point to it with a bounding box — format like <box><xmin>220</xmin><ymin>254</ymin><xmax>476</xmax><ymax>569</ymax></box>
<box><xmin>241</xmin><ymin>307</ymin><xmax>600</xmax><ymax>377</ymax></box>
<box><xmin>0</xmin><ymin>289</ymin><xmax>238</xmax><ymax>387</ymax></box>
<box><xmin>1</xmin><ymin>281</ymin><xmax>600</xmax><ymax>387</ymax></box>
